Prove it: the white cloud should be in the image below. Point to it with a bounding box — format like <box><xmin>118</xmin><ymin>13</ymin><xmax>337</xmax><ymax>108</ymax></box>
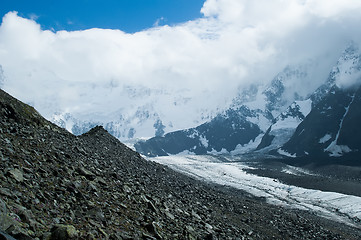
<box><xmin>305</xmin><ymin>0</ymin><xmax>361</xmax><ymax>18</ymax></box>
<box><xmin>0</xmin><ymin>0</ymin><xmax>361</xmax><ymax>138</ymax></box>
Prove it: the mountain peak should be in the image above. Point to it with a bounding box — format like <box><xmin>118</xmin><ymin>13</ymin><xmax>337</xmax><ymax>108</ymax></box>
<box><xmin>83</xmin><ymin>125</ymin><xmax>108</xmax><ymax>135</ymax></box>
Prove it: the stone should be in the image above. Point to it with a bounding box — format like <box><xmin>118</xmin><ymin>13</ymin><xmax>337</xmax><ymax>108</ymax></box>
<box><xmin>12</xmin><ymin>231</ymin><xmax>33</xmax><ymax>240</ymax></box>
<box><xmin>50</xmin><ymin>224</ymin><xmax>78</xmax><ymax>240</ymax></box>
<box><xmin>86</xmin><ymin>207</ymin><xmax>105</xmax><ymax>221</ymax></box>
<box><xmin>0</xmin><ymin>188</ymin><xmax>13</xmax><ymax>197</ymax></box>
<box><xmin>8</xmin><ymin>169</ymin><xmax>24</xmax><ymax>182</ymax></box>
<box><xmin>77</xmin><ymin>167</ymin><xmax>96</xmax><ymax>180</ymax></box>
<box><xmin>88</xmin><ymin>182</ymin><xmax>97</xmax><ymax>192</ymax></box>
<box><xmin>204</xmin><ymin>223</ymin><xmax>213</xmax><ymax>232</ymax></box>
<box><xmin>164</xmin><ymin>211</ymin><xmax>175</xmax><ymax>220</ymax></box>
<box><xmin>0</xmin><ymin>200</ymin><xmax>22</xmax><ymax>234</ymax></box>
<box><xmin>191</xmin><ymin>210</ymin><xmax>201</xmax><ymax>220</ymax></box>
<box><xmin>95</xmin><ymin>177</ymin><xmax>107</xmax><ymax>186</ymax></box>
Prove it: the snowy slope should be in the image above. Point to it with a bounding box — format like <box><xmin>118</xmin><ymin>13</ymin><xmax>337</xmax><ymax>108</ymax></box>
<box><xmin>256</xmin><ymin>99</ymin><xmax>312</xmax><ymax>153</ymax></box>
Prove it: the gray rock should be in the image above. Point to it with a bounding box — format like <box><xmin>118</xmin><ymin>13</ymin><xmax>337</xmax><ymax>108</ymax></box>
<box><xmin>8</xmin><ymin>169</ymin><xmax>24</xmax><ymax>182</ymax></box>
<box><xmin>50</xmin><ymin>224</ymin><xmax>78</xmax><ymax>240</ymax></box>
<box><xmin>77</xmin><ymin>167</ymin><xmax>96</xmax><ymax>180</ymax></box>
<box><xmin>0</xmin><ymin>188</ymin><xmax>13</xmax><ymax>197</ymax></box>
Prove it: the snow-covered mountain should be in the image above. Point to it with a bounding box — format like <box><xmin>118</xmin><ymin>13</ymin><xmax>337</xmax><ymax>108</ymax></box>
<box><xmin>47</xmin><ymin>48</ymin><xmax>328</xmax><ymax>144</ymax></box>
<box><xmin>50</xmin><ymin>85</ymin><xmax>226</xmax><ymax>141</ymax></box>
<box><xmin>280</xmin><ymin>85</ymin><xmax>361</xmax><ymax>163</ymax></box>
<box><xmin>261</xmin><ymin>44</ymin><xmax>361</xmax><ymax>162</ymax></box>
<box><xmin>256</xmin><ymin>99</ymin><xmax>312</xmax><ymax>154</ymax></box>
<box><xmin>135</xmin><ymin>107</ymin><xmax>263</xmax><ymax>156</ymax></box>
<box><xmin>136</xmin><ymin>44</ymin><xmax>361</xmax><ymax>162</ymax></box>
<box><xmin>135</xmin><ymin>63</ymin><xmax>319</xmax><ymax>156</ymax></box>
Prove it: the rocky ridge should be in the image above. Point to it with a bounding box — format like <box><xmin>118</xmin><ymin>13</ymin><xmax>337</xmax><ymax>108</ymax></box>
<box><xmin>0</xmin><ymin>89</ymin><xmax>360</xmax><ymax>239</ymax></box>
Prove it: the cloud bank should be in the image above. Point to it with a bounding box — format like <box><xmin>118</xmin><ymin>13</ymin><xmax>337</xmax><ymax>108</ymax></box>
<box><xmin>0</xmin><ymin>0</ymin><xmax>361</xmax><ymax>137</ymax></box>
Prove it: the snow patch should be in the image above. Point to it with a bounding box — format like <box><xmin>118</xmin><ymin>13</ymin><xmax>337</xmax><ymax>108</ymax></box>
<box><xmin>319</xmin><ymin>134</ymin><xmax>332</xmax><ymax>144</ymax></box>
<box><xmin>295</xmin><ymin>99</ymin><xmax>312</xmax><ymax>117</ymax></box>
<box><xmin>271</xmin><ymin>117</ymin><xmax>301</xmax><ymax>131</ymax></box>
<box><xmin>247</xmin><ymin>114</ymin><xmax>272</xmax><ymax>132</ymax></box>
<box><xmin>335</xmin><ymin>51</ymin><xmax>361</xmax><ymax>89</ymax></box>
<box><xmin>176</xmin><ymin>150</ymin><xmax>196</xmax><ymax>156</ymax></box>
<box><xmin>325</xmin><ymin>142</ymin><xmax>352</xmax><ymax>157</ymax></box>
<box><xmin>207</xmin><ymin>148</ymin><xmax>229</xmax><ymax>155</ymax></box>
<box><xmin>199</xmin><ymin>135</ymin><xmax>209</xmax><ymax>148</ymax></box>
<box><xmin>281</xmin><ymin>165</ymin><xmax>316</xmax><ymax>176</ymax></box>
<box><xmin>188</xmin><ymin>130</ymin><xmax>200</xmax><ymax>139</ymax></box>
<box><xmin>230</xmin><ymin>134</ymin><xmax>263</xmax><ymax>155</ymax></box>
<box><xmin>277</xmin><ymin>148</ymin><xmax>297</xmax><ymax>158</ymax></box>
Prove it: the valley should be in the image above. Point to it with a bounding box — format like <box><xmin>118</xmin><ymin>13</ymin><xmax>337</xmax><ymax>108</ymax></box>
<box><xmin>150</xmin><ymin>154</ymin><xmax>361</xmax><ymax>229</ymax></box>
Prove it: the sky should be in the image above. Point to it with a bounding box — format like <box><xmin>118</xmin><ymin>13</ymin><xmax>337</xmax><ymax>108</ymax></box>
<box><xmin>0</xmin><ymin>0</ymin><xmax>205</xmax><ymax>33</ymax></box>
<box><xmin>1</xmin><ymin>0</ymin><xmax>361</xmax><ymax>138</ymax></box>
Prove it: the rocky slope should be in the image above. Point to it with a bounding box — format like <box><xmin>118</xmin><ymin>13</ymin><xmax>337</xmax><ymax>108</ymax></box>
<box><xmin>1</xmin><ymin>89</ymin><xmax>361</xmax><ymax>239</ymax></box>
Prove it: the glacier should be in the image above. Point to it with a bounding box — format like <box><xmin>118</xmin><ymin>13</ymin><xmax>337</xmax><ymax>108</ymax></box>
<box><xmin>150</xmin><ymin>154</ymin><xmax>361</xmax><ymax>228</ymax></box>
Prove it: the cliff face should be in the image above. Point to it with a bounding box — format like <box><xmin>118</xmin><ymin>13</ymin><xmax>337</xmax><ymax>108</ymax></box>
<box><xmin>0</xmin><ymin>89</ymin><xmax>359</xmax><ymax>239</ymax></box>
<box><xmin>279</xmin><ymin>85</ymin><xmax>361</xmax><ymax>164</ymax></box>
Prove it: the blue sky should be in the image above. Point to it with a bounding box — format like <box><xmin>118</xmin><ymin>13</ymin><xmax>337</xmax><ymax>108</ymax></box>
<box><xmin>0</xmin><ymin>0</ymin><xmax>205</xmax><ymax>32</ymax></box>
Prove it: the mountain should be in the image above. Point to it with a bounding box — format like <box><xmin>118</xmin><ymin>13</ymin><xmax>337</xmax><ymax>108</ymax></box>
<box><xmin>135</xmin><ymin>107</ymin><xmax>263</xmax><ymax>156</ymax></box>
<box><xmin>256</xmin><ymin>99</ymin><xmax>312</xmax><ymax>153</ymax></box>
<box><xmin>255</xmin><ymin>62</ymin><xmax>337</xmax><ymax>154</ymax></box>
<box><xmin>259</xmin><ymin>43</ymin><xmax>361</xmax><ymax>164</ymax></box>
<box><xmin>47</xmin><ymin>57</ymin><xmax>322</xmax><ymax>143</ymax></box>
<box><xmin>2</xmin><ymin>89</ymin><xmax>357</xmax><ymax>239</ymax></box>
<box><xmin>135</xmin><ymin>63</ymin><xmax>321</xmax><ymax>157</ymax></box>
<box><xmin>280</xmin><ymin>85</ymin><xmax>361</xmax><ymax>164</ymax></box>
<box><xmin>49</xmin><ymin>85</ymin><xmax>226</xmax><ymax>141</ymax></box>
<box><xmin>135</xmin><ymin>44</ymin><xmax>361</xmax><ymax>163</ymax></box>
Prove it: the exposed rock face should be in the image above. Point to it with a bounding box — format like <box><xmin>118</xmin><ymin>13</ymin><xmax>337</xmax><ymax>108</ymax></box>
<box><xmin>280</xmin><ymin>85</ymin><xmax>361</xmax><ymax>164</ymax></box>
<box><xmin>135</xmin><ymin>107</ymin><xmax>262</xmax><ymax>157</ymax></box>
<box><xmin>0</xmin><ymin>89</ymin><xmax>360</xmax><ymax>239</ymax></box>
